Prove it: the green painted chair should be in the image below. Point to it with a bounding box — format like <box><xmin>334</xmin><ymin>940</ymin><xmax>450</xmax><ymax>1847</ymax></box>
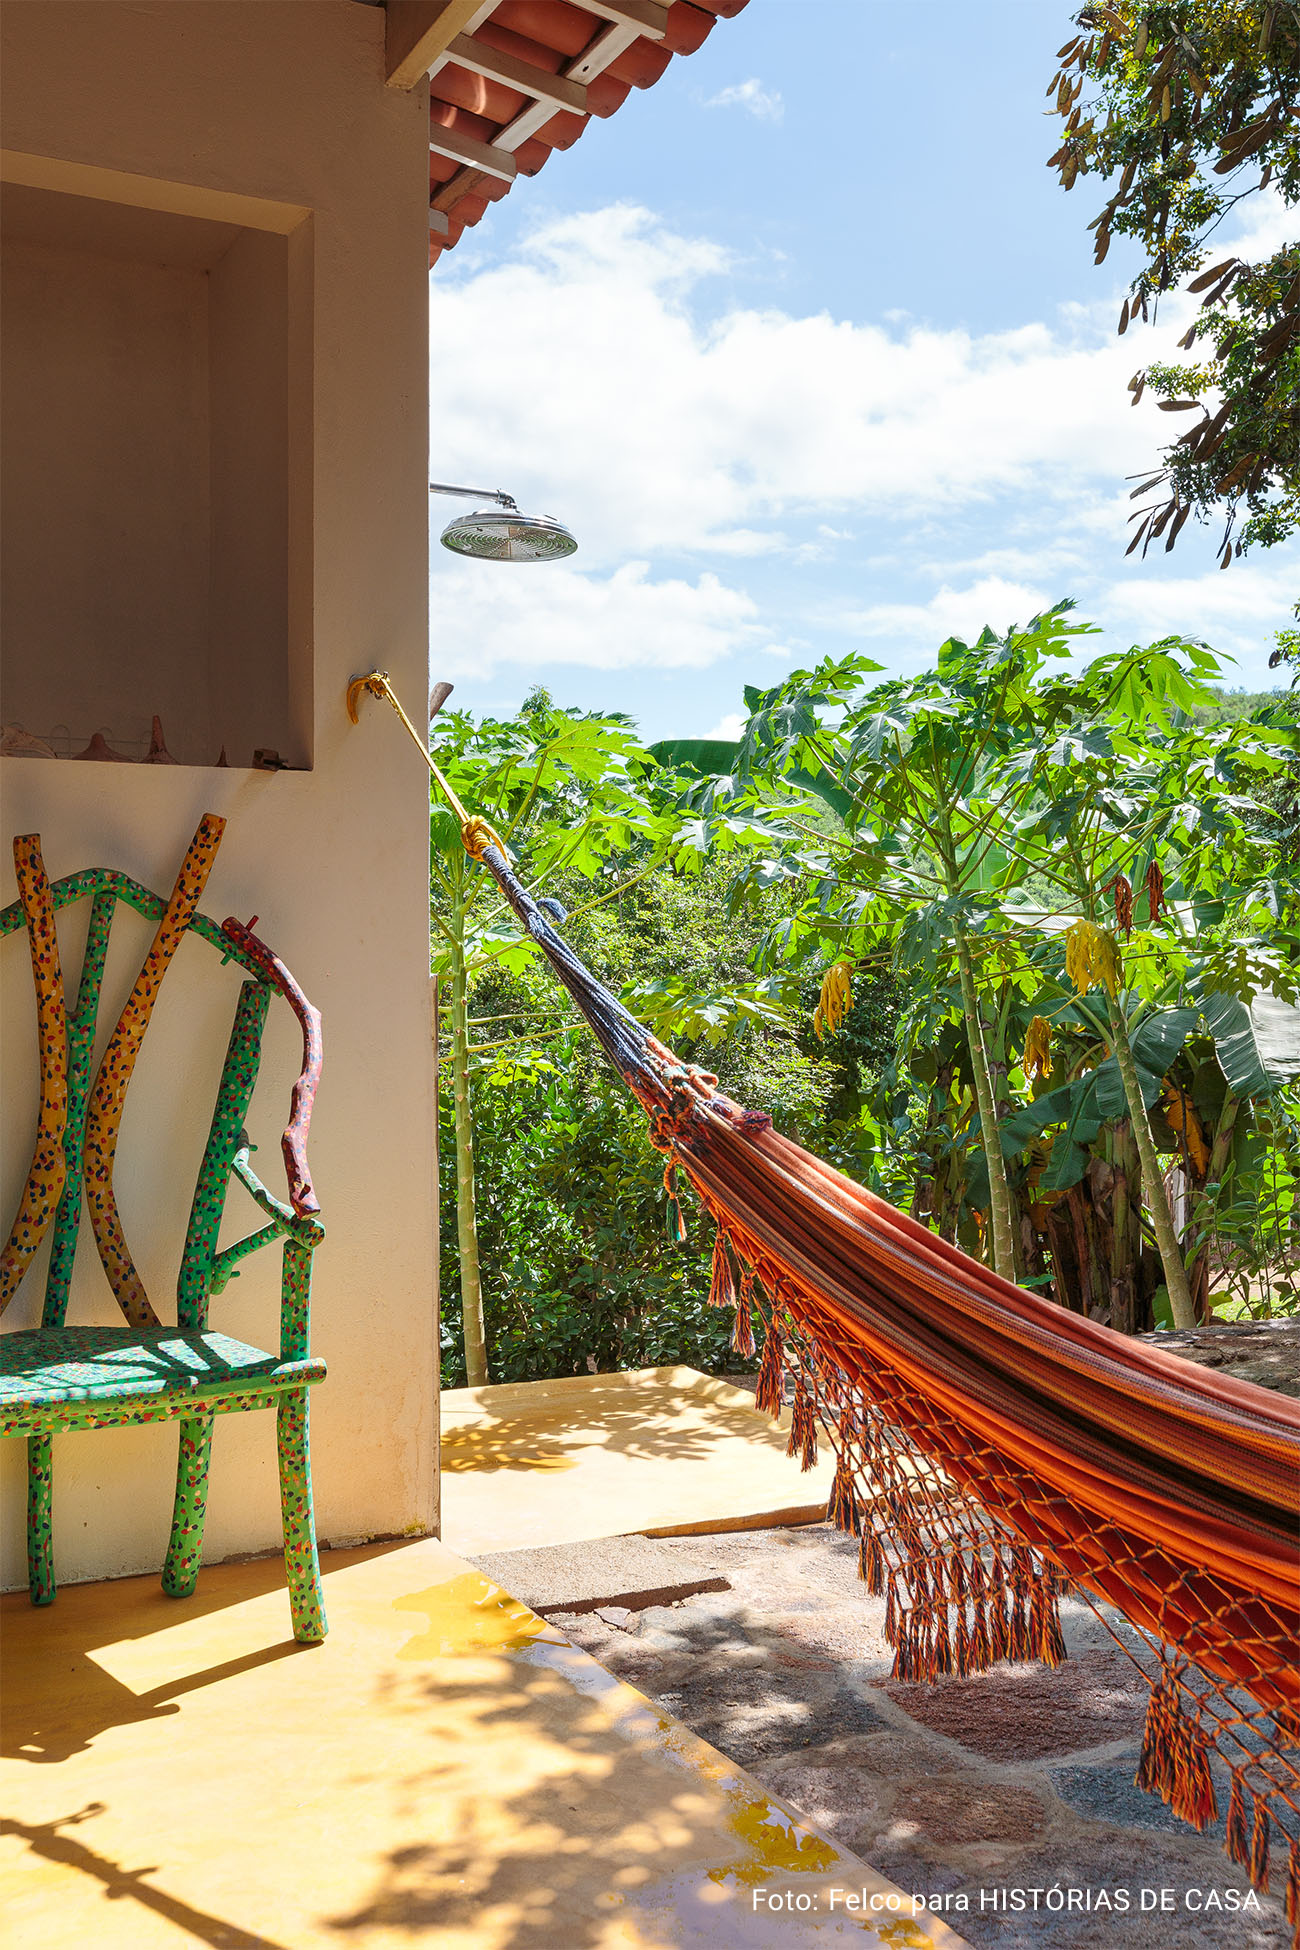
<box><xmin>0</xmin><ymin>817</ymin><xmax>328</xmax><ymax>1642</ymax></box>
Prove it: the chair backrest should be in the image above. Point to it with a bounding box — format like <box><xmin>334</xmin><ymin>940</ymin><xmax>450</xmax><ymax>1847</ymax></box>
<box><xmin>1</xmin><ymin>820</ymin><xmax>286</xmax><ymax>1334</ymax></box>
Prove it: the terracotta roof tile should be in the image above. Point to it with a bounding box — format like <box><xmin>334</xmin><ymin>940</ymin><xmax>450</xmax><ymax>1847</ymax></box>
<box><xmin>425</xmin><ymin>0</ymin><xmax>750</xmax><ymax>265</ymax></box>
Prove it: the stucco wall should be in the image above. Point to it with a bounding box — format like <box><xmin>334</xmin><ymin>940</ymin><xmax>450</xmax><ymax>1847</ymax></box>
<box><xmin>0</xmin><ymin>0</ymin><xmax>438</xmax><ymax>1587</ymax></box>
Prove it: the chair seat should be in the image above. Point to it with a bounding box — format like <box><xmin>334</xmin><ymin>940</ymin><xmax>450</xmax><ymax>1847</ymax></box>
<box><xmin>1</xmin><ymin>1326</ymin><xmax>325</xmax><ymax>1424</ymax></box>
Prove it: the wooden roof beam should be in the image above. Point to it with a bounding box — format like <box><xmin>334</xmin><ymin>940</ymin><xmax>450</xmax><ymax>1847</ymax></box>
<box><xmin>434</xmin><ymin>4</ymin><xmax>653</xmax><ymax>206</ymax></box>
<box><xmin>436</xmin><ymin>35</ymin><xmax>589</xmax><ymax>114</ymax></box>
<box><xmin>429</xmin><ymin>123</ymin><xmax>518</xmax><ymax>179</ymax></box>
<box><xmin>567</xmin><ymin>21</ymin><xmax>639</xmax><ymax>86</ymax></box>
<box><xmin>432</xmin><ymin>167</ymin><xmax>486</xmax><ymax>217</ymax></box>
<box><xmin>568</xmin><ymin>0</ymin><xmax>668</xmax><ymax>40</ymax></box>
<box><xmin>387</xmin><ymin>0</ymin><xmax>494</xmax><ymax>90</ymax></box>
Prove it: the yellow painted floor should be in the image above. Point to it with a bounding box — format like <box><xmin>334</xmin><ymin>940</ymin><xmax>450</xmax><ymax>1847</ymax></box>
<box><xmin>2</xmin><ymin>1539</ymin><xmax>965</xmax><ymax>1948</ymax></box>
<box><xmin>440</xmin><ymin>1367</ymin><xmax>838</xmax><ymax>1555</ymax></box>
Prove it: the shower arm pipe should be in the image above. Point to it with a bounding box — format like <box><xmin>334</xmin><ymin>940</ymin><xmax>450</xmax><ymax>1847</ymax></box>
<box><xmin>429</xmin><ymin>481</ymin><xmax>520</xmax><ymax>510</ymax></box>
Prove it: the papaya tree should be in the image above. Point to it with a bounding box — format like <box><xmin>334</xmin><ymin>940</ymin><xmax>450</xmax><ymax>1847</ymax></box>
<box><xmin>713</xmin><ymin>605</ymin><xmax>1096</xmax><ymax>1285</ymax></box>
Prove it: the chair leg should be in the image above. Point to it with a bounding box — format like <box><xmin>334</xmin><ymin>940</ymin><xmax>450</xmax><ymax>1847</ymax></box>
<box><xmin>277</xmin><ymin>1389</ymin><xmax>326</xmax><ymax>1643</ymax></box>
<box><xmin>162</xmin><ymin>1412</ymin><xmax>215</xmax><ymax>1598</ymax></box>
<box><xmin>27</xmin><ymin>1434</ymin><xmax>55</xmax><ymax>1605</ymax></box>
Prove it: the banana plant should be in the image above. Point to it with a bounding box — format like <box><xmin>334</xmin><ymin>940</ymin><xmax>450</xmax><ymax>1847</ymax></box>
<box><xmin>986</xmin><ymin>639</ymin><xmax>1299</xmax><ymax>1326</ymax></box>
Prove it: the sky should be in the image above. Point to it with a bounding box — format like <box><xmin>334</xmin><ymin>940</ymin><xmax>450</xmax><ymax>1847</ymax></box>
<box><xmin>427</xmin><ymin>0</ymin><xmax>1298</xmax><ymax>743</ymax></box>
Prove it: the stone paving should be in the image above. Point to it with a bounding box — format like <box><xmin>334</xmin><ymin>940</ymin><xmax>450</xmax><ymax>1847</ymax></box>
<box><xmin>538</xmin><ymin>1523</ymin><xmax>1294</xmax><ymax>1949</ymax></box>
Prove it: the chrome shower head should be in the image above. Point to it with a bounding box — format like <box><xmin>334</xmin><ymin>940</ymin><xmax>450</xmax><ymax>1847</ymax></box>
<box><xmin>430</xmin><ymin>482</ymin><xmax>577</xmax><ymax>563</ymax></box>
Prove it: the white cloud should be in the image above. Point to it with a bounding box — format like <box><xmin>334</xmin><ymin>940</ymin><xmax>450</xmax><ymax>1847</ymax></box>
<box><xmin>1223</xmin><ymin>184</ymin><xmax>1296</xmax><ymax>261</ymax></box>
<box><xmin>1100</xmin><ymin>557</ymin><xmax>1298</xmax><ymax>667</ymax></box>
<box><xmin>428</xmin><ymin>204</ymin><xmax>1297</xmax><ymax>699</ymax></box>
<box><xmin>833</xmin><ymin>577</ymin><xmax>1056</xmax><ymax>650</ymax></box>
<box><xmin>430</xmin><ymin>206</ymin><xmax>1190</xmax><ymax>571</ymax></box>
<box><xmin>703</xmin><ymin>711</ymin><xmax>746</xmax><ymax>740</ymax></box>
<box><xmin>431</xmin><ymin>558</ymin><xmax>764</xmax><ymax>677</ymax></box>
<box><xmin>701</xmin><ymin>79</ymin><xmax>784</xmax><ymax>123</ymax></box>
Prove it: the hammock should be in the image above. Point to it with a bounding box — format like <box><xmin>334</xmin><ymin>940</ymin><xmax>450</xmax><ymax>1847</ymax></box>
<box><xmin>459</xmin><ymin>817</ymin><xmax>1300</xmax><ymax>1928</ymax></box>
<box><xmin>346</xmin><ymin>672</ymin><xmax>1300</xmax><ymax>1926</ymax></box>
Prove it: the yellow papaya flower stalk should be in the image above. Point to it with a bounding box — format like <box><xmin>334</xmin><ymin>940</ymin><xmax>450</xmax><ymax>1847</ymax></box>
<box><xmin>1023</xmin><ymin>1014</ymin><xmax>1053</xmax><ymax>1080</ymax></box>
<box><xmin>813</xmin><ymin>960</ymin><xmax>853</xmax><ymax>1041</ymax></box>
<box><xmin>1064</xmin><ymin>919</ymin><xmax>1120</xmax><ymax>999</ymax></box>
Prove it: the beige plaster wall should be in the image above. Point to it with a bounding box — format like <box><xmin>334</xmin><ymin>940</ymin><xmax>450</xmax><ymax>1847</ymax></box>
<box><xmin>1</xmin><ymin>231</ymin><xmax>215</xmax><ymax>756</ymax></box>
<box><xmin>0</xmin><ymin>0</ymin><xmax>439</xmax><ymax>1588</ymax></box>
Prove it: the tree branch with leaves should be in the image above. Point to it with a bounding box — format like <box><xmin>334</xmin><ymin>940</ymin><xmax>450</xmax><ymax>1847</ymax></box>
<box><xmin>1049</xmin><ymin>1</ymin><xmax>1300</xmax><ymax>561</ymax></box>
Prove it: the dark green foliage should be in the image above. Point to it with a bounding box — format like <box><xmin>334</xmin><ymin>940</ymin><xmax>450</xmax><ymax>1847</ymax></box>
<box><xmin>439</xmin><ymin>849</ymin><xmax>892</xmax><ymax>1388</ymax></box>
<box><xmin>435</xmin><ymin>645</ymin><xmax>1298</xmax><ymax>1369</ymax></box>
<box><xmin>1049</xmin><ymin>3</ymin><xmax>1300</xmax><ymax>558</ymax></box>
<box><xmin>438</xmin><ymin>1041</ymin><xmax>733</xmax><ymax>1388</ymax></box>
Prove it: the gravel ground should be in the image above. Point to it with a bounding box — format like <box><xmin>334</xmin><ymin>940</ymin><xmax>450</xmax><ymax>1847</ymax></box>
<box><xmin>531</xmin><ymin>1522</ymin><xmax>1294</xmax><ymax>1950</ymax></box>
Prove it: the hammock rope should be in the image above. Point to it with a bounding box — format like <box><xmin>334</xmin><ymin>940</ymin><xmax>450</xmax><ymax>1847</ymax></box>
<box><xmin>352</xmin><ymin>673</ymin><xmax>1300</xmax><ymax>1930</ymax></box>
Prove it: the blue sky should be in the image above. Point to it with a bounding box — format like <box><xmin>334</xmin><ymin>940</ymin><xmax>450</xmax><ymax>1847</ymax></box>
<box><xmin>428</xmin><ymin>1</ymin><xmax>1297</xmax><ymax>741</ymax></box>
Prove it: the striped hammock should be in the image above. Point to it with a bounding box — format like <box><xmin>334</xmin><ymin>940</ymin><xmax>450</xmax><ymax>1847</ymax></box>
<box><xmin>467</xmin><ymin>822</ymin><xmax>1300</xmax><ymax>1931</ymax></box>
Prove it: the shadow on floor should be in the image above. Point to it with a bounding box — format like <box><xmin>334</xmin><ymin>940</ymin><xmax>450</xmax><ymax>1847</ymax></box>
<box><xmin>324</xmin><ymin>1641</ymin><xmax>846</xmax><ymax>1950</ymax></box>
<box><xmin>2</xmin><ymin>1542</ymin><xmax>408</xmax><ymax>1764</ymax></box>
<box><xmin>441</xmin><ymin>1378</ymin><xmax>785</xmax><ymax>1476</ymax></box>
<box><xmin>2</xmin><ymin>1805</ymin><xmax>293</xmax><ymax>1949</ymax></box>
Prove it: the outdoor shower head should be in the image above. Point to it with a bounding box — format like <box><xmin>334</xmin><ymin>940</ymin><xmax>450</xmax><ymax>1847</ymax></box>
<box><xmin>430</xmin><ymin>481</ymin><xmax>577</xmax><ymax>563</ymax></box>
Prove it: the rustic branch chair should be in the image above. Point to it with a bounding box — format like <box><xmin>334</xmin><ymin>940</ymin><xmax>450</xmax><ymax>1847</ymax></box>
<box><xmin>0</xmin><ymin>817</ymin><xmax>328</xmax><ymax>1642</ymax></box>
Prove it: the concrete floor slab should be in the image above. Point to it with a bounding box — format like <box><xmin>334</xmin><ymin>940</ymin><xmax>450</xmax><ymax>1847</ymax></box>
<box><xmin>473</xmin><ymin>1535</ymin><xmax>730</xmax><ymax>1615</ymax></box>
<box><xmin>440</xmin><ymin>1366</ymin><xmax>838</xmax><ymax>1555</ymax></box>
<box><xmin>2</xmin><ymin>1536</ymin><xmax>967</xmax><ymax>1948</ymax></box>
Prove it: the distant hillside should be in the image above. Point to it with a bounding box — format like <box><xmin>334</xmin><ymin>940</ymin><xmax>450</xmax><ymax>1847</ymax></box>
<box><xmin>1191</xmin><ymin>688</ymin><xmax>1295</xmax><ymax>725</ymax></box>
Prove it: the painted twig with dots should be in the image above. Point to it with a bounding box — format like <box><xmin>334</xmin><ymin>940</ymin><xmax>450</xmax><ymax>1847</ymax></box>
<box><xmin>82</xmin><ymin>813</ymin><xmax>226</xmax><ymax>1330</ymax></box>
<box><xmin>0</xmin><ymin>837</ymin><xmax>69</xmax><ymax>1311</ymax></box>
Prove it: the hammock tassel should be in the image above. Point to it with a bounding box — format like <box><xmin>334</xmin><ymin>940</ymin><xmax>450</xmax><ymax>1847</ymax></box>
<box><xmin>827</xmin><ymin>1456</ymin><xmax>860</xmax><ymax>1534</ymax></box>
<box><xmin>786</xmin><ymin>1383</ymin><xmax>818</xmax><ymax>1471</ymax></box>
<box><xmin>1135</xmin><ymin>1671</ymin><xmax>1176</xmax><ymax>1808</ymax></box>
<box><xmin>1226</xmin><ymin>1774</ymin><xmax>1251</xmax><ymax>1870</ymax></box>
<box><xmin>1007</xmin><ymin>1588</ymin><xmax>1030</xmax><ymax>1663</ymax></box>
<box><xmin>954</xmin><ymin>1604</ymin><xmax>971</xmax><ymax>1675</ymax></box>
<box><xmin>732</xmin><ymin>1265</ymin><xmax>758</xmax><ymax>1357</ymax></box>
<box><xmin>1250</xmin><ymin>1802</ymin><xmax>1271</xmax><ymax>1893</ymax></box>
<box><xmin>969</xmin><ymin>1598</ymin><xmax>990</xmax><ymax>1672</ymax></box>
<box><xmin>754</xmin><ymin>1322</ymin><xmax>784</xmax><ymax>1419</ymax></box>
<box><xmin>708</xmin><ymin>1230</ymin><xmax>736</xmax><ymax>1310</ymax></box>
<box><xmin>859</xmin><ymin>1527</ymin><xmax>886</xmax><ymax>1595</ymax></box>
<box><xmin>988</xmin><ymin>1594</ymin><xmax>1009</xmax><ymax>1665</ymax></box>
<box><xmin>1135</xmin><ymin>1666</ymin><xmax>1217</xmax><ymax>1832</ymax></box>
<box><xmin>663</xmin><ymin>1160</ymin><xmax>686</xmax><ymax>1243</ymax></box>
<box><xmin>931</xmin><ymin>1608</ymin><xmax>953</xmax><ymax>1678</ymax></box>
<box><xmin>1284</xmin><ymin>1832</ymin><xmax>1299</xmax><ymax>1928</ymax></box>
<box><xmin>1029</xmin><ymin>1577</ymin><xmax>1067</xmax><ymax>1668</ymax></box>
<box><xmin>892</xmin><ymin>1610</ymin><xmax>913</xmax><ymax>1681</ymax></box>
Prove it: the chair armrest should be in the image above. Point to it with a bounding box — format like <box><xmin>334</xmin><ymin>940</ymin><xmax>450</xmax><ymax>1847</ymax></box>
<box><xmin>207</xmin><ymin>1148</ymin><xmax>322</xmax><ymax>1297</ymax></box>
<box><xmin>221</xmin><ymin>917</ymin><xmax>323</xmax><ymax>1219</ymax></box>
<box><xmin>230</xmin><ymin>1147</ymin><xmax>323</xmax><ymax>1242</ymax></box>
